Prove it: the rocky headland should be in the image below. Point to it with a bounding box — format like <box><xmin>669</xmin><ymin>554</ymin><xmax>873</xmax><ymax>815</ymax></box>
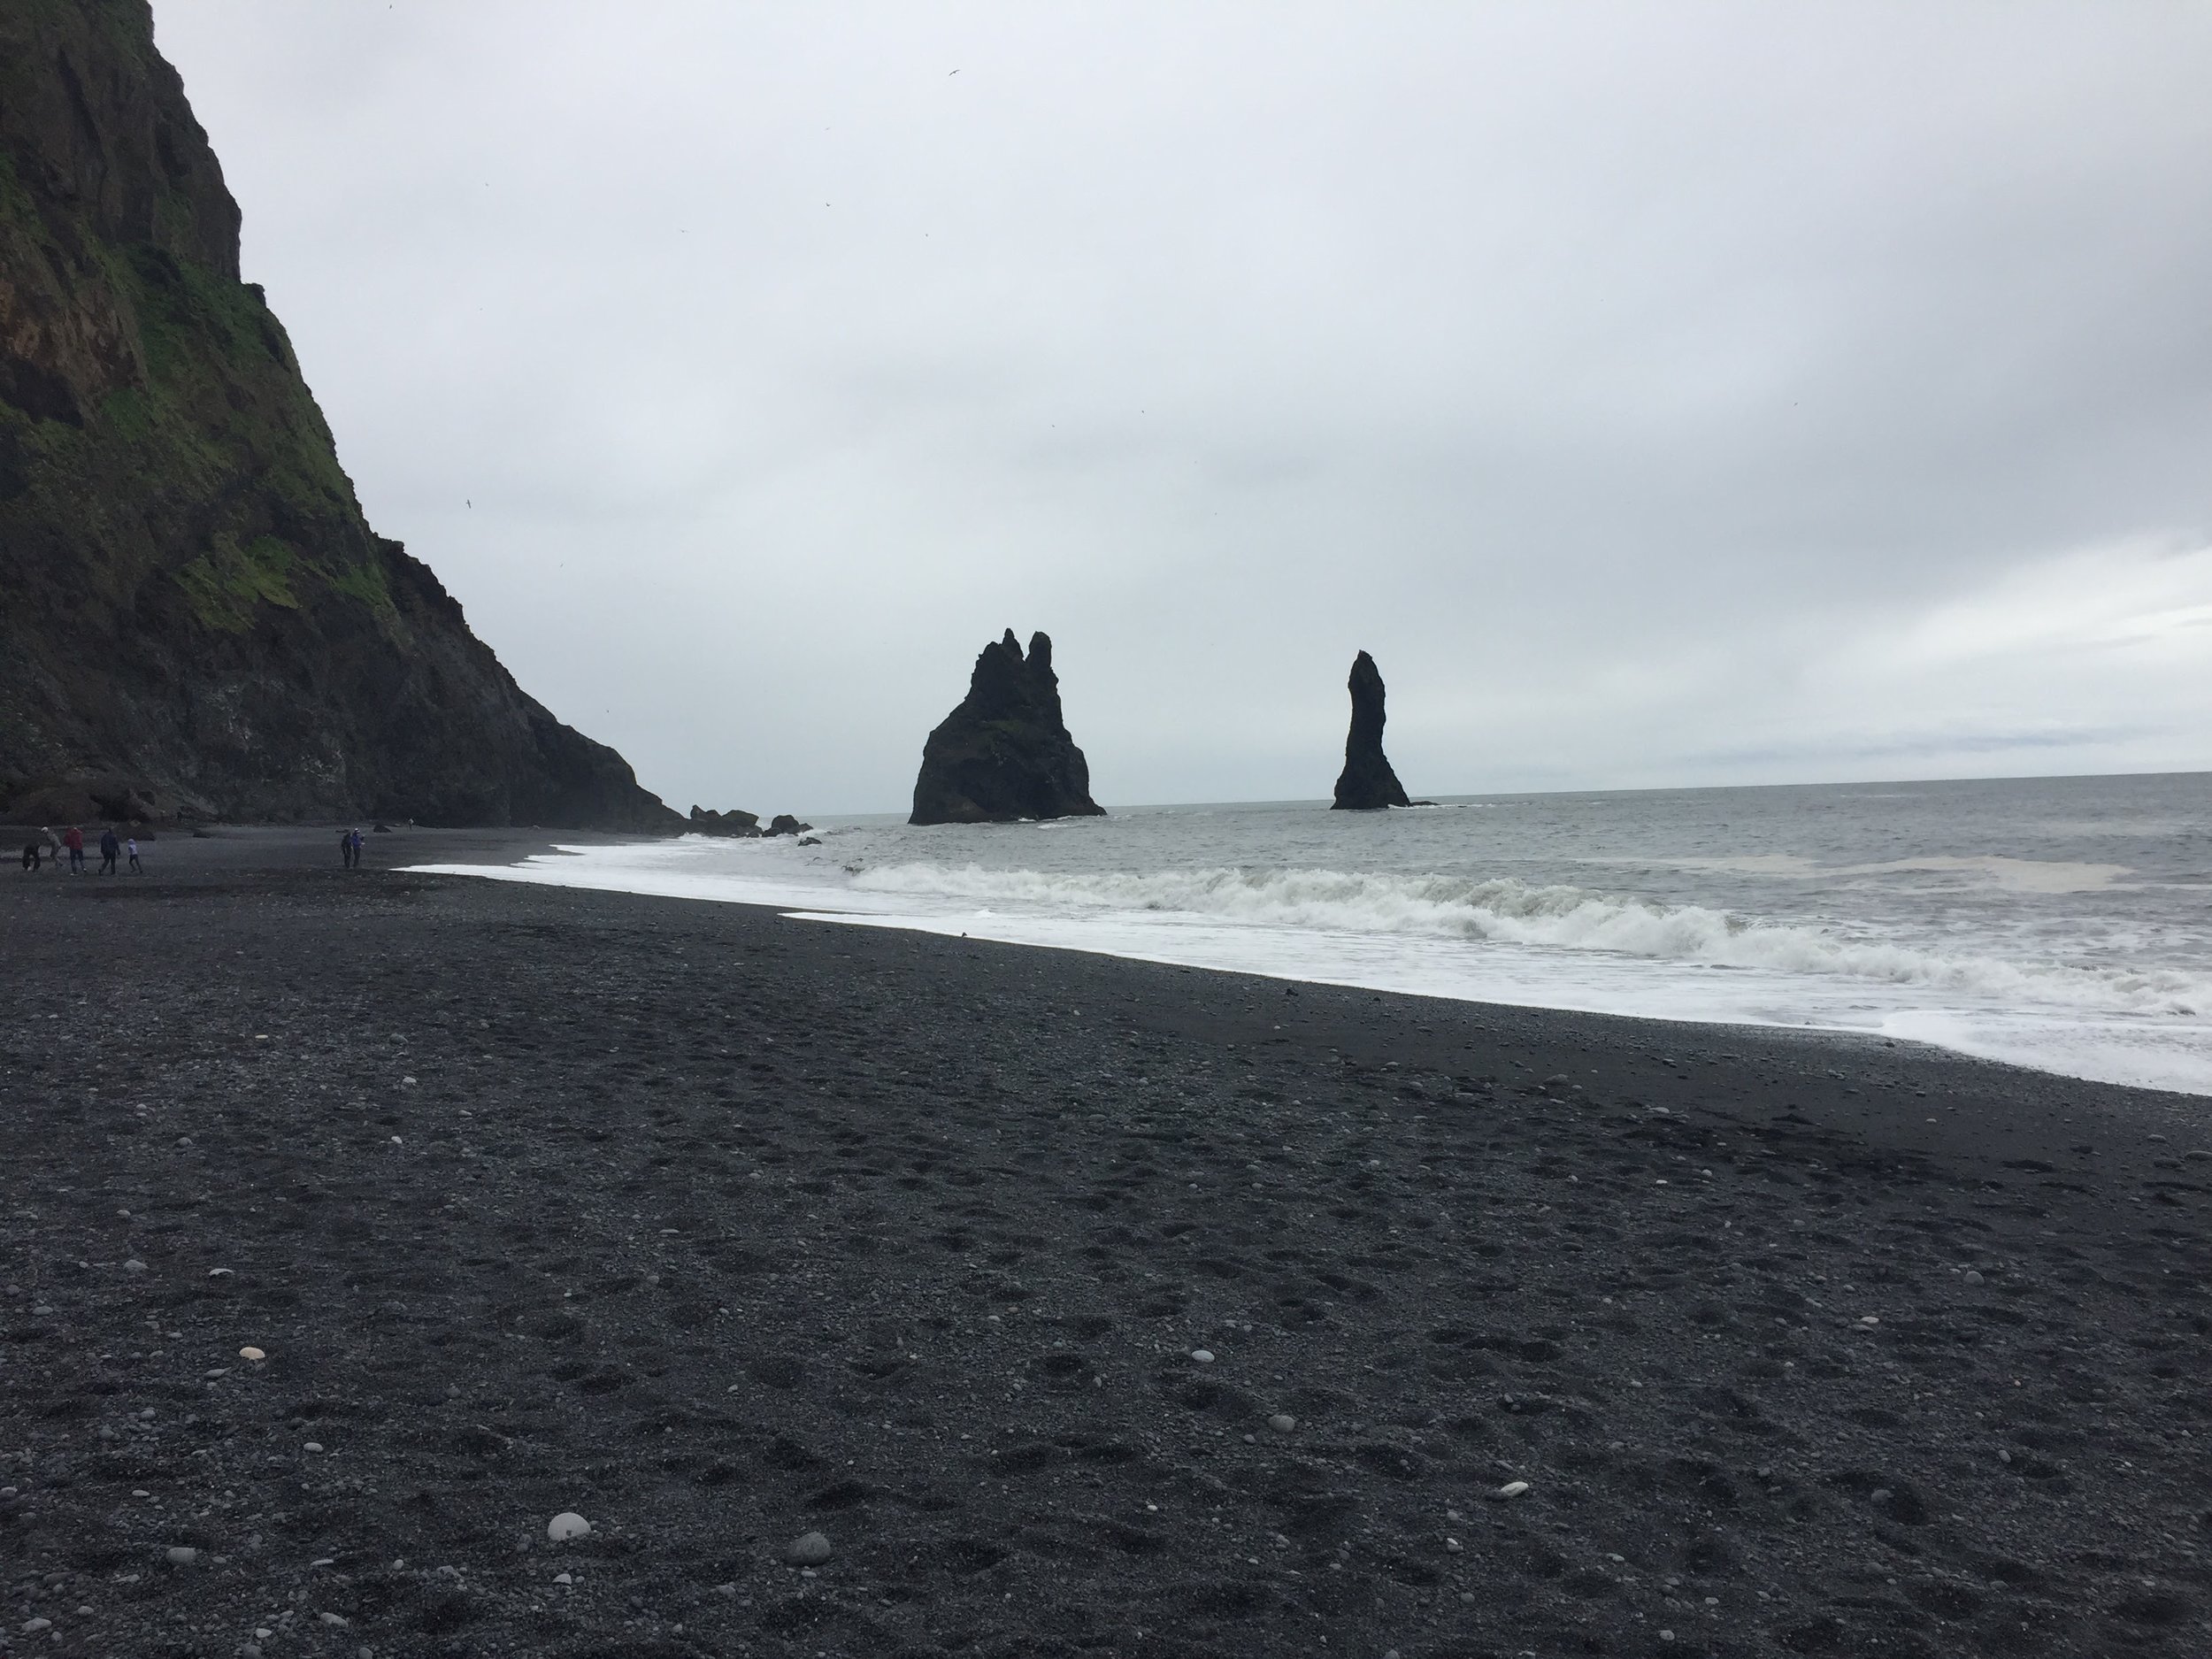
<box><xmin>910</xmin><ymin>630</ymin><xmax>1106</xmax><ymax>826</ymax></box>
<box><xmin>1331</xmin><ymin>649</ymin><xmax>1412</xmax><ymax>810</ymax></box>
<box><xmin>0</xmin><ymin>1</ymin><xmax>678</xmax><ymax>831</ymax></box>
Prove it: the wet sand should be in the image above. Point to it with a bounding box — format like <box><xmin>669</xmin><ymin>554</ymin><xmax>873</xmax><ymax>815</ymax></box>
<box><xmin>4</xmin><ymin>827</ymin><xmax>2208</xmax><ymax>1657</ymax></box>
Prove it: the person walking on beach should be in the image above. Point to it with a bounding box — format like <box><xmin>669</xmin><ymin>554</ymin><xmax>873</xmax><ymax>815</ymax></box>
<box><xmin>350</xmin><ymin>827</ymin><xmax>366</xmax><ymax>868</ymax></box>
<box><xmin>63</xmin><ymin>825</ymin><xmax>84</xmax><ymax>873</ymax></box>
<box><xmin>340</xmin><ymin>827</ymin><xmax>356</xmax><ymax>869</ymax></box>
<box><xmin>127</xmin><ymin>836</ymin><xmax>142</xmax><ymax>874</ymax></box>
<box><xmin>98</xmin><ymin>826</ymin><xmax>120</xmax><ymax>875</ymax></box>
<box><xmin>20</xmin><ymin>838</ymin><xmax>41</xmax><ymax>872</ymax></box>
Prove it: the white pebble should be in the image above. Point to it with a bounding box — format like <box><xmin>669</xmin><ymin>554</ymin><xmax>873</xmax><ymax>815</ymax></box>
<box><xmin>239</xmin><ymin>1346</ymin><xmax>265</xmax><ymax>1363</ymax></box>
<box><xmin>1190</xmin><ymin>1349</ymin><xmax>1215</xmax><ymax>1363</ymax></box>
<box><xmin>124</xmin><ymin>1259</ymin><xmax>147</xmax><ymax>1273</ymax></box>
<box><xmin>208</xmin><ymin>1268</ymin><xmax>234</xmax><ymax>1279</ymax></box>
<box><xmin>553</xmin><ymin>1571</ymin><xmax>573</xmax><ymax>1585</ymax></box>
<box><xmin>303</xmin><ymin>1441</ymin><xmax>325</xmax><ymax>1454</ymax></box>
<box><xmin>401</xmin><ymin>1076</ymin><xmax>419</xmax><ymax>1087</ymax></box>
<box><xmin>1859</xmin><ymin>1315</ymin><xmax>1880</xmax><ymax>1326</ymax></box>
<box><xmin>1489</xmin><ymin>1480</ymin><xmax>1530</xmax><ymax>1501</ymax></box>
<box><xmin>547</xmin><ymin>1511</ymin><xmax>591</xmax><ymax>1542</ymax></box>
<box><xmin>165</xmin><ymin>1546</ymin><xmax>199</xmax><ymax>1566</ymax></box>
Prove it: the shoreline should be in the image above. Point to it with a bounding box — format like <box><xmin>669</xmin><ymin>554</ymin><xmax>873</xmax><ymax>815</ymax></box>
<box><xmin>4</xmin><ymin>828</ymin><xmax>2208</xmax><ymax>1656</ymax></box>
<box><xmin>411</xmin><ymin>830</ymin><xmax>2212</xmax><ymax>1102</ymax></box>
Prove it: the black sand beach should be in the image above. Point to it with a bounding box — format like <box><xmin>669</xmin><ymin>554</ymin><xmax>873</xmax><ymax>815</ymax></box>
<box><xmin>4</xmin><ymin>830</ymin><xmax>2208</xmax><ymax>1657</ymax></box>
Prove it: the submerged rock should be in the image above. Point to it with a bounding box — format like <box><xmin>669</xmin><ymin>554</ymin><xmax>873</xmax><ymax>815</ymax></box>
<box><xmin>910</xmin><ymin>631</ymin><xmax>1106</xmax><ymax>826</ymax></box>
<box><xmin>1331</xmin><ymin>650</ymin><xmax>1412</xmax><ymax>810</ymax></box>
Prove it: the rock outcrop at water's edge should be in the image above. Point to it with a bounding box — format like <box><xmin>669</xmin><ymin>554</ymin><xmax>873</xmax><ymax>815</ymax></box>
<box><xmin>910</xmin><ymin>630</ymin><xmax>1106</xmax><ymax>826</ymax></box>
<box><xmin>1331</xmin><ymin>649</ymin><xmax>1412</xmax><ymax>810</ymax></box>
<box><xmin>0</xmin><ymin>1</ymin><xmax>680</xmax><ymax>831</ymax></box>
<box><xmin>689</xmin><ymin>806</ymin><xmax>762</xmax><ymax>837</ymax></box>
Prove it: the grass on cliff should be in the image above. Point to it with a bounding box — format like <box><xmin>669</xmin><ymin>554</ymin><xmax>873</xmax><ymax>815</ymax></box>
<box><xmin>0</xmin><ymin>151</ymin><xmax>400</xmax><ymax>634</ymax></box>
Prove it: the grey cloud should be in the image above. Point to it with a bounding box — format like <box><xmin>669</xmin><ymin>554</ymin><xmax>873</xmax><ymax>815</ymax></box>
<box><xmin>151</xmin><ymin>0</ymin><xmax>2212</xmax><ymax>810</ymax></box>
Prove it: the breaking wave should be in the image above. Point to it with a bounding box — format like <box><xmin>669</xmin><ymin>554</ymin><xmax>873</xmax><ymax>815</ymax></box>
<box><xmin>849</xmin><ymin>862</ymin><xmax>2209</xmax><ymax>1018</ymax></box>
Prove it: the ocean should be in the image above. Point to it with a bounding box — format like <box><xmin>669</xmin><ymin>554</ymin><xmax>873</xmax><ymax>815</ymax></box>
<box><xmin>413</xmin><ymin>772</ymin><xmax>2212</xmax><ymax>1095</ymax></box>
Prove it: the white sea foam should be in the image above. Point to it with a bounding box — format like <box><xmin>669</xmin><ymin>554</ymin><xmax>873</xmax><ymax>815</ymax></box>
<box><xmin>410</xmin><ymin>775</ymin><xmax>2212</xmax><ymax>1095</ymax></box>
<box><xmin>847</xmin><ymin>862</ymin><xmax>2209</xmax><ymax>1018</ymax></box>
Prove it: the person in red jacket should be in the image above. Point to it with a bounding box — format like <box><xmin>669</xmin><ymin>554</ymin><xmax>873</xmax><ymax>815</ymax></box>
<box><xmin>63</xmin><ymin>825</ymin><xmax>84</xmax><ymax>874</ymax></box>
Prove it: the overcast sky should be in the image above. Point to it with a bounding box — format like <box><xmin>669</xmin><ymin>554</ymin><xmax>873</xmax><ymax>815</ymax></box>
<box><xmin>153</xmin><ymin>1</ymin><xmax>2212</xmax><ymax>814</ymax></box>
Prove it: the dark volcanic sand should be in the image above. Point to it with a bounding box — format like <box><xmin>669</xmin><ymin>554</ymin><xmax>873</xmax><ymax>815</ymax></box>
<box><xmin>4</xmin><ymin>829</ymin><xmax>2209</xmax><ymax>1658</ymax></box>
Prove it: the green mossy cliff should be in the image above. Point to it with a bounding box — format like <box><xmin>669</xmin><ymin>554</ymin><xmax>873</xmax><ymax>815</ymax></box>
<box><xmin>0</xmin><ymin>0</ymin><xmax>679</xmax><ymax>828</ymax></box>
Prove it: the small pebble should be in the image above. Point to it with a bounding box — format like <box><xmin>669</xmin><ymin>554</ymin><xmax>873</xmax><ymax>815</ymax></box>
<box><xmin>123</xmin><ymin>1259</ymin><xmax>147</xmax><ymax>1273</ymax></box>
<box><xmin>1859</xmin><ymin>1315</ymin><xmax>1880</xmax><ymax>1326</ymax></box>
<box><xmin>319</xmin><ymin>1610</ymin><xmax>349</xmax><ymax>1626</ymax></box>
<box><xmin>785</xmin><ymin>1531</ymin><xmax>833</xmax><ymax>1565</ymax></box>
<box><xmin>208</xmin><ymin>1268</ymin><xmax>234</xmax><ymax>1279</ymax></box>
<box><xmin>1963</xmin><ymin>1270</ymin><xmax>1985</xmax><ymax>1285</ymax></box>
<box><xmin>1190</xmin><ymin>1349</ymin><xmax>1215</xmax><ymax>1363</ymax></box>
<box><xmin>304</xmin><ymin>1441</ymin><xmax>325</xmax><ymax>1454</ymax></box>
<box><xmin>1267</xmin><ymin>1414</ymin><xmax>1296</xmax><ymax>1432</ymax></box>
<box><xmin>547</xmin><ymin>1511</ymin><xmax>591</xmax><ymax>1543</ymax></box>
<box><xmin>165</xmin><ymin>1546</ymin><xmax>198</xmax><ymax>1566</ymax></box>
<box><xmin>1490</xmin><ymin>1480</ymin><xmax>1530</xmax><ymax>1501</ymax></box>
<box><xmin>554</xmin><ymin>1571</ymin><xmax>573</xmax><ymax>1585</ymax></box>
<box><xmin>240</xmin><ymin>1347</ymin><xmax>266</xmax><ymax>1363</ymax></box>
<box><xmin>21</xmin><ymin>1617</ymin><xmax>52</xmax><ymax>1634</ymax></box>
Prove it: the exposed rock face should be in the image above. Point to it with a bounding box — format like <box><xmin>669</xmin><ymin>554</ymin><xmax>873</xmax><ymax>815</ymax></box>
<box><xmin>764</xmin><ymin>814</ymin><xmax>812</xmax><ymax>838</ymax></box>
<box><xmin>1331</xmin><ymin>650</ymin><xmax>1412</xmax><ymax>810</ymax></box>
<box><xmin>688</xmin><ymin>805</ymin><xmax>761</xmax><ymax>838</ymax></box>
<box><xmin>910</xmin><ymin>630</ymin><xmax>1106</xmax><ymax>826</ymax></box>
<box><xmin>0</xmin><ymin>2</ymin><xmax>680</xmax><ymax>831</ymax></box>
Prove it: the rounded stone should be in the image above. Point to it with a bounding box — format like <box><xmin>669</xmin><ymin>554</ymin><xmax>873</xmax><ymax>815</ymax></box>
<box><xmin>547</xmin><ymin>1511</ymin><xmax>591</xmax><ymax>1543</ymax></box>
<box><xmin>1267</xmin><ymin>1414</ymin><xmax>1297</xmax><ymax>1433</ymax></box>
<box><xmin>165</xmin><ymin>1546</ymin><xmax>199</xmax><ymax>1566</ymax></box>
<box><xmin>1190</xmin><ymin>1349</ymin><xmax>1215</xmax><ymax>1363</ymax></box>
<box><xmin>785</xmin><ymin>1530</ymin><xmax>833</xmax><ymax>1565</ymax></box>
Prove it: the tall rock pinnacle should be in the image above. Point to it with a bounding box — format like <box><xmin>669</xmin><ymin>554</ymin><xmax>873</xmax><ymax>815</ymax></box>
<box><xmin>1331</xmin><ymin>650</ymin><xmax>1412</xmax><ymax>810</ymax></box>
<box><xmin>910</xmin><ymin>630</ymin><xmax>1106</xmax><ymax>825</ymax></box>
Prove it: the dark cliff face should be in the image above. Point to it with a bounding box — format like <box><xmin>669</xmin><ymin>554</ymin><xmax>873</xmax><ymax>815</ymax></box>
<box><xmin>1331</xmin><ymin>649</ymin><xmax>1411</xmax><ymax>810</ymax></box>
<box><xmin>910</xmin><ymin>629</ymin><xmax>1106</xmax><ymax>826</ymax></box>
<box><xmin>0</xmin><ymin>0</ymin><xmax>680</xmax><ymax>830</ymax></box>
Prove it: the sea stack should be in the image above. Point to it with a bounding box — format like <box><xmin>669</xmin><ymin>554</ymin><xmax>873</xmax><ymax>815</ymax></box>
<box><xmin>1331</xmin><ymin>650</ymin><xmax>1412</xmax><ymax>810</ymax></box>
<box><xmin>910</xmin><ymin>631</ymin><xmax>1106</xmax><ymax>826</ymax></box>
